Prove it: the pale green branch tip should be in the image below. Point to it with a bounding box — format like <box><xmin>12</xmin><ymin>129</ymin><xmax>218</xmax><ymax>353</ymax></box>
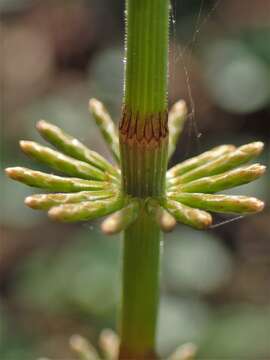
<box><xmin>69</xmin><ymin>330</ymin><xmax>120</xmax><ymax>360</ymax></box>
<box><xmin>99</xmin><ymin>329</ymin><xmax>120</xmax><ymax>360</ymax></box>
<box><xmin>70</xmin><ymin>334</ymin><xmax>100</xmax><ymax>360</ymax></box>
<box><xmin>168</xmin><ymin>342</ymin><xmax>198</xmax><ymax>360</ymax></box>
<box><xmin>60</xmin><ymin>330</ymin><xmax>197</xmax><ymax>360</ymax></box>
<box><xmin>4</xmin><ymin>98</ymin><xmax>266</xmax><ymax>231</ymax></box>
<box><xmin>89</xmin><ymin>98</ymin><xmax>120</xmax><ymax>163</ymax></box>
<box><xmin>168</xmin><ymin>99</ymin><xmax>188</xmax><ymax>160</ymax></box>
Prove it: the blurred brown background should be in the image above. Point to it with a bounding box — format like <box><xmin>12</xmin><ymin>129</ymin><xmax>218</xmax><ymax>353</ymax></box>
<box><xmin>1</xmin><ymin>1</ymin><xmax>270</xmax><ymax>359</ymax></box>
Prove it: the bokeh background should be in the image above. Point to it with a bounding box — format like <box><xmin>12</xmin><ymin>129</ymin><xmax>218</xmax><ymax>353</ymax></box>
<box><xmin>1</xmin><ymin>0</ymin><xmax>270</xmax><ymax>359</ymax></box>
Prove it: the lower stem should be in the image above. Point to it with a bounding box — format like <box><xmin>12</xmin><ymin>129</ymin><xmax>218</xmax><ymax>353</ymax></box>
<box><xmin>119</xmin><ymin>211</ymin><xmax>162</xmax><ymax>359</ymax></box>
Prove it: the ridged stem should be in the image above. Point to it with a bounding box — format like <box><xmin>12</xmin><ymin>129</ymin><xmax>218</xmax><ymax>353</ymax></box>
<box><xmin>119</xmin><ymin>210</ymin><xmax>161</xmax><ymax>359</ymax></box>
<box><xmin>119</xmin><ymin>0</ymin><xmax>170</xmax><ymax>358</ymax></box>
<box><xmin>124</xmin><ymin>0</ymin><xmax>169</xmax><ymax>114</ymax></box>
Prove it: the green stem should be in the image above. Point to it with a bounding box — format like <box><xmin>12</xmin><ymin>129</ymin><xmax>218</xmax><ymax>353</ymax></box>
<box><xmin>120</xmin><ymin>211</ymin><xmax>161</xmax><ymax>359</ymax></box>
<box><xmin>124</xmin><ymin>0</ymin><xmax>169</xmax><ymax>114</ymax></box>
<box><xmin>119</xmin><ymin>0</ymin><xmax>170</xmax><ymax>358</ymax></box>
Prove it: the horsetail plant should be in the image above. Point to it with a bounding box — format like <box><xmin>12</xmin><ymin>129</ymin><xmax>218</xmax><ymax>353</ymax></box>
<box><xmin>5</xmin><ymin>0</ymin><xmax>266</xmax><ymax>359</ymax></box>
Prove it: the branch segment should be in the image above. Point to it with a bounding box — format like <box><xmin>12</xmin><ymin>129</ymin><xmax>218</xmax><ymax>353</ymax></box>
<box><xmin>20</xmin><ymin>141</ymin><xmax>106</xmax><ymax>181</ymax></box>
<box><xmin>101</xmin><ymin>199</ymin><xmax>140</xmax><ymax>235</ymax></box>
<box><xmin>168</xmin><ymin>343</ymin><xmax>197</xmax><ymax>360</ymax></box>
<box><xmin>146</xmin><ymin>199</ymin><xmax>177</xmax><ymax>232</ymax></box>
<box><xmin>165</xmin><ymin>139</ymin><xmax>265</xmax><ymax>229</ymax></box>
<box><xmin>99</xmin><ymin>329</ymin><xmax>119</xmax><ymax>360</ymax></box>
<box><xmin>70</xmin><ymin>334</ymin><xmax>99</xmax><ymax>360</ymax></box>
<box><xmin>168</xmin><ymin>100</ymin><xmax>188</xmax><ymax>160</ymax></box>
<box><xmin>89</xmin><ymin>98</ymin><xmax>120</xmax><ymax>163</ymax></box>
<box><xmin>168</xmin><ymin>142</ymin><xmax>264</xmax><ymax>186</ymax></box>
<box><xmin>167</xmin><ymin>144</ymin><xmax>236</xmax><ymax>179</ymax></box>
<box><xmin>170</xmin><ymin>164</ymin><xmax>266</xmax><ymax>194</ymax></box>
<box><xmin>169</xmin><ymin>193</ymin><xmax>264</xmax><ymax>215</ymax></box>
<box><xmin>163</xmin><ymin>198</ymin><xmax>212</xmax><ymax>230</ymax></box>
<box><xmin>37</xmin><ymin>120</ymin><xmax>119</xmax><ymax>178</ymax></box>
<box><xmin>49</xmin><ymin>194</ymin><xmax>124</xmax><ymax>222</ymax></box>
<box><xmin>5</xmin><ymin>167</ymin><xmax>109</xmax><ymax>192</ymax></box>
<box><xmin>25</xmin><ymin>190</ymin><xmax>117</xmax><ymax>210</ymax></box>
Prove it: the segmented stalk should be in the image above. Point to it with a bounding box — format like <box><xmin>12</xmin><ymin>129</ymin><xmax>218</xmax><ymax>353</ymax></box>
<box><xmin>5</xmin><ymin>167</ymin><xmax>109</xmax><ymax>192</ymax></box>
<box><xmin>119</xmin><ymin>0</ymin><xmax>170</xmax><ymax>358</ymax></box>
<box><xmin>169</xmin><ymin>164</ymin><xmax>266</xmax><ymax>194</ymax></box>
<box><xmin>20</xmin><ymin>141</ymin><xmax>106</xmax><ymax>181</ymax></box>
<box><xmin>168</xmin><ymin>142</ymin><xmax>263</xmax><ymax>186</ymax></box>
<box><xmin>37</xmin><ymin>120</ymin><xmax>119</xmax><ymax>178</ymax></box>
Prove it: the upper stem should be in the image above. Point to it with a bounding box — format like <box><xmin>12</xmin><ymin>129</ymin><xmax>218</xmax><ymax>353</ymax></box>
<box><xmin>124</xmin><ymin>0</ymin><xmax>169</xmax><ymax>115</ymax></box>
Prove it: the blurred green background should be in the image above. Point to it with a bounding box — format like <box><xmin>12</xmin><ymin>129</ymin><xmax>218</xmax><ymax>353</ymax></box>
<box><xmin>1</xmin><ymin>0</ymin><xmax>270</xmax><ymax>359</ymax></box>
